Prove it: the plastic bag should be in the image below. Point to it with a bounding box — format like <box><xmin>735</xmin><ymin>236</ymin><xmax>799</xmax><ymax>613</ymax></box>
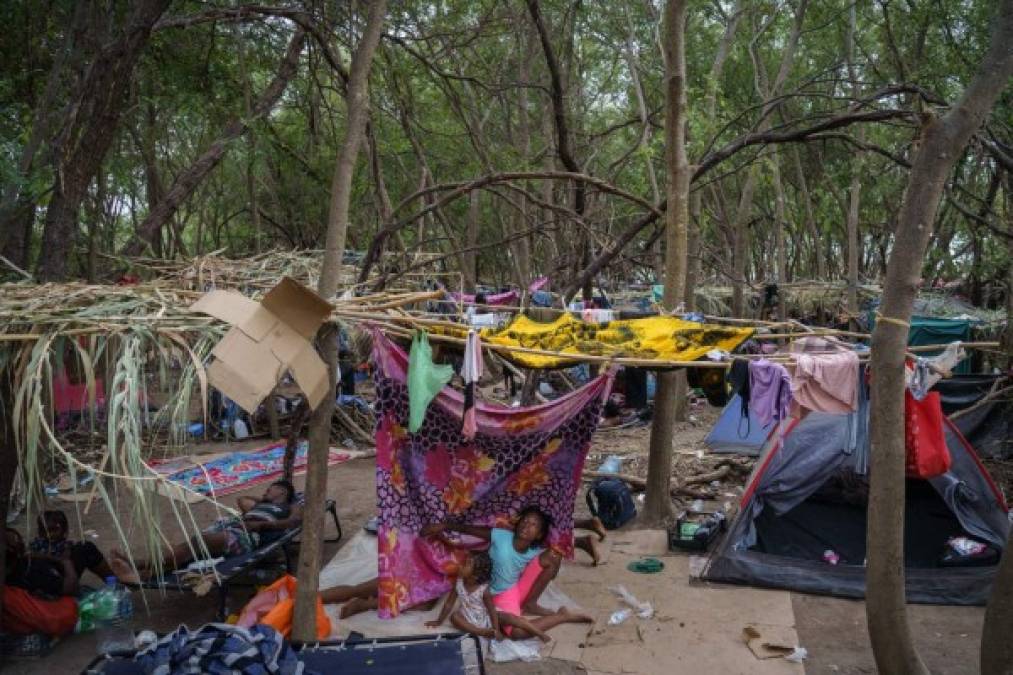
<box><xmin>609</xmin><ymin>585</ymin><xmax>653</xmax><ymax>619</ymax></box>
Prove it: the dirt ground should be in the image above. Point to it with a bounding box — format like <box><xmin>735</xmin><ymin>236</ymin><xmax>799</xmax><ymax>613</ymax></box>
<box><xmin>1</xmin><ymin>409</ymin><xmax>999</xmax><ymax>674</ymax></box>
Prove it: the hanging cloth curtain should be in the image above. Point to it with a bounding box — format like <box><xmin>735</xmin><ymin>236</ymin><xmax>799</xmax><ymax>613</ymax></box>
<box><xmin>407</xmin><ymin>330</ymin><xmax>454</xmax><ymax>432</ymax></box>
<box><xmin>461</xmin><ymin>330</ymin><xmax>483</xmax><ymax>440</ymax></box>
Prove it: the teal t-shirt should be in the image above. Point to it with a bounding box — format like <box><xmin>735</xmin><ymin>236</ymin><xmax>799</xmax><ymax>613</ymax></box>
<box><xmin>488</xmin><ymin>527</ymin><xmax>543</xmax><ymax>594</ymax></box>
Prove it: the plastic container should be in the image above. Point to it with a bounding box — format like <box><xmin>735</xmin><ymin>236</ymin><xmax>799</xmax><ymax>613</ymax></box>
<box><xmin>598</xmin><ymin>455</ymin><xmax>623</xmax><ymax>474</ymax></box>
<box><xmin>669</xmin><ymin>510</ymin><xmax>726</xmax><ymax>552</ymax></box>
<box><xmin>232</xmin><ymin>418</ymin><xmax>250</xmax><ymax>439</ymax></box>
<box><xmin>94</xmin><ymin>577</ymin><xmax>134</xmax><ymax>654</ymax></box>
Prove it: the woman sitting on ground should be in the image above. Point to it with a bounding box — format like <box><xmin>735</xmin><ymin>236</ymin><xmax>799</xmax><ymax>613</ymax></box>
<box><xmin>110</xmin><ymin>480</ymin><xmax>301</xmax><ymax>583</ymax></box>
<box><xmin>5</xmin><ymin>526</ymin><xmax>80</xmax><ymax>598</ymax></box>
<box><xmin>422</xmin><ymin>507</ymin><xmax>597</xmax><ymax>624</ymax></box>
<box><xmin>320</xmin><ymin>511</ymin><xmax>605</xmax><ymax>620</ymax></box>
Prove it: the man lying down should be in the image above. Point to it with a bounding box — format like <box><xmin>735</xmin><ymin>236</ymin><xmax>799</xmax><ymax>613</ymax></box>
<box><xmin>319</xmin><ymin>508</ymin><xmax>603</xmax><ymax>642</ymax></box>
<box><xmin>109</xmin><ymin>480</ymin><xmax>301</xmax><ymax>583</ymax></box>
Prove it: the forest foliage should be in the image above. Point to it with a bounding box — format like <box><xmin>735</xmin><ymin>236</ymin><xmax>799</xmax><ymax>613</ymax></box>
<box><xmin>0</xmin><ymin>0</ymin><xmax>1010</xmax><ymax>306</ymax></box>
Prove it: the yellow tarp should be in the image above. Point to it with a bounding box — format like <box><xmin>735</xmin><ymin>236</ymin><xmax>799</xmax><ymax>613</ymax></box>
<box><xmin>448</xmin><ymin>313</ymin><xmax>754</xmax><ymax>369</ymax></box>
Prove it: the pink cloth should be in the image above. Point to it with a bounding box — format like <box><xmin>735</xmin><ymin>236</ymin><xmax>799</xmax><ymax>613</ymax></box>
<box><xmin>528</xmin><ymin>276</ymin><xmax>549</xmax><ymax>293</ymax></box>
<box><xmin>492</xmin><ymin>557</ymin><xmax>544</xmax><ymax>617</ymax></box>
<box><xmin>371</xmin><ymin>329</ymin><xmax>613</xmax><ymax>618</ymax></box>
<box><xmin>790</xmin><ymin>351</ymin><xmax>859</xmax><ymax>415</ymax></box>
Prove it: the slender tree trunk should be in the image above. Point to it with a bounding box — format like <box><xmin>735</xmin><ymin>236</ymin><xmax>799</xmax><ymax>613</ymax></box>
<box><xmin>730</xmin><ymin>171</ymin><xmax>757</xmax><ymax>317</ymax></box>
<box><xmin>121</xmin><ymin>26</ymin><xmax>307</xmax><ymax>256</ymax></box>
<box><xmin>866</xmin><ymin>3</ymin><xmax>1013</xmax><ymax>672</ymax></box>
<box><xmin>463</xmin><ymin>190</ymin><xmax>479</xmax><ymax>291</ymax></box>
<box><xmin>982</xmin><ymin>170</ymin><xmax>1013</xmax><ymax>675</ymax></box>
<box><xmin>643</xmin><ymin>0</ymin><xmax>689</xmax><ymax>526</ymax></box>
<box><xmin>791</xmin><ymin>146</ymin><xmax>825</xmax><ymax>280</ymax></box>
<box><xmin>846</xmin><ymin>3</ymin><xmax>863</xmax><ymax>322</ymax></box>
<box><xmin>293</xmin><ymin>0</ymin><xmax>387</xmax><ymax>642</ymax></box>
<box><xmin>771</xmin><ymin>149</ymin><xmax>788</xmax><ymax>321</ymax></box>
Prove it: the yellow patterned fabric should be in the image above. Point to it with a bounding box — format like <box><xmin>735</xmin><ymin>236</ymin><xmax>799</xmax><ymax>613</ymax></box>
<box><xmin>448</xmin><ymin>313</ymin><xmax>754</xmax><ymax>369</ymax></box>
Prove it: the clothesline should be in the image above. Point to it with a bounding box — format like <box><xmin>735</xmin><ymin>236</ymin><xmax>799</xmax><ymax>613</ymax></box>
<box><xmin>341</xmin><ymin>311</ymin><xmax>998</xmax><ymax>371</ymax></box>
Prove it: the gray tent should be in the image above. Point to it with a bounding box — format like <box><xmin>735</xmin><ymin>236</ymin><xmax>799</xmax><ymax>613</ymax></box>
<box><xmin>703</xmin><ymin>409</ymin><xmax>1009</xmax><ymax>605</ymax></box>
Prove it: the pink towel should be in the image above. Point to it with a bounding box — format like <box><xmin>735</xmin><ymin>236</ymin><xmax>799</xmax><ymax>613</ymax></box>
<box><xmin>790</xmin><ymin>351</ymin><xmax>859</xmax><ymax>415</ymax></box>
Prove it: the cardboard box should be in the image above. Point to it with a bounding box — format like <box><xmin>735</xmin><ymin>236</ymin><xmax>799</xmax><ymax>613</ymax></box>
<box><xmin>190</xmin><ymin>277</ymin><xmax>334</xmax><ymax>413</ymax></box>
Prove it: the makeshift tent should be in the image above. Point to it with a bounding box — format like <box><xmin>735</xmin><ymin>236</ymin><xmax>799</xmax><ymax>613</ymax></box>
<box><xmin>703</xmin><ymin>411</ymin><xmax>1008</xmax><ymax>605</ymax></box>
<box><xmin>371</xmin><ymin>330</ymin><xmax>613</xmax><ymax>617</ymax></box>
<box><xmin>704</xmin><ymin>395</ymin><xmax>779</xmax><ymax>456</ymax></box>
<box><xmin>934</xmin><ymin>374</ymin><xmax>1011</xmax><ymax>460</ymax></box>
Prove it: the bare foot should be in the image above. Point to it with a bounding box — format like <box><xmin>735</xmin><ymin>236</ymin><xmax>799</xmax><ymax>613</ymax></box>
<box><xmin>110</xmin><ymin>557</ymin><xmax>142</xmax><ymax>585</ymax></box>
<box><xmin>340</xmin><ymin>597</ymin><xmax>374</xmax><ymax>619</ymax></box>
<box><xmin>589</xmin><ymin>517</ymin><xmax>607</xmax><ymax>542</ymax></box>
<box><xmin>588</xmin><ymin>537</ymin><xmax>601</xmax><ymax>566</ymax></box>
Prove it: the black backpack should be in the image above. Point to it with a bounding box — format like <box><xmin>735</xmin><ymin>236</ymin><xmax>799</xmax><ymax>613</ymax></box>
<box><xmin>586</xmin><ymin>478</ymin><xmax>637</xmax><ymax>530</ymax></box>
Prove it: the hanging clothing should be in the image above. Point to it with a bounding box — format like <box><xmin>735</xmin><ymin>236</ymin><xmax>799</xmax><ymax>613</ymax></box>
<box><xmin>906</xmin><ymin>341</ymin><xmax>966</xmax><ymax>400</ymax></box>
<box><xmin>748</xmin><ymin>359</ymin><xmax>792</xmax><ymax>428</ymax></box>
<box><xmin>461</xmin><ymin>330</ymin><xmax>483</xmax><ymax>440</ymax></box>
<box><xmin>371</xmin><ymin>329</ymin><xmax>612</xmax><ymax>618</ymax></box>
<box><xmin>407</xmin><ymin>330</ymin><xmax>454</xmax><ymax>433</ymax></box>
<box><xmin>790</xmin><ymin>351</ymin><xmax>859</xmax><ymax>415</ymax></box>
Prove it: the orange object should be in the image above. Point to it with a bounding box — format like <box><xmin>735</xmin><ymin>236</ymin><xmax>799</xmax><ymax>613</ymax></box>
<box><xmin>236</xmin><ymin>575</ymin><xmax>330</xmax><ymax>639</ymax></box>
<box><xmin>1</xmin><ymin>587</ymin><xmax>78</xmax><ymax>637</ymax></box>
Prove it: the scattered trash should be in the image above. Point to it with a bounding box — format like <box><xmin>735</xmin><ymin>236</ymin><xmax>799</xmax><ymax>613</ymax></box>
<box><xmin>608</xmin><ymin>608</ymin><xmax>632</xmax><ymax>626</ymax></box>
<box><xmin>742</xmin><ymin>624</ymin><xmax>801</xmax><ymax>659</ymax></box>
<box><xmin>946</xmin><ymin>536</ymin><xmax>987</xmax><ymax>556</ymax></box>
<box><xmin>822</xmin><ymin>549</ymin><xmax>840</xmax><ymax>565</ymax></box>
<box><xmin>598</xmin><ymin>455</ymin><xmax>623</xmax><ymax>474</ymax></box>
<box><xmin>690</xmin><ymin>499</ymin><xmax>705</xmax><ymax>512</ymax></box>
<box><xmin>626</xmin><ymin>558</ymin><xmax>664</xmax><ymax>575</ymax></box>
<box><xmin>489</xmin><ymin>637</ymin><xmax>543</xmax><ymax>662</ymax></box>
<box><xmin>785</xmin><ymin>647</ymin><xmax>808</xmax><ymax>663</ymax></box>
<box><xmin>609</xmin><ymin>584</ymin><xmax>654</xmax><ymax>618</ymax></box>
<box><xmin>187</xmin><ymin>422</ymin><xmax>204</xmax><ymax>436</ymax></box>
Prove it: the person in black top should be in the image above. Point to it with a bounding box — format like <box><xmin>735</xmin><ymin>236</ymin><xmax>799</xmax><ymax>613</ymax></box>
<box><xmin>109</xmin><ymin>480</ymin><xmax>302</xmax><ymax>583</ymax></box>
<box><xmin>5</xmin><ymin>527</ymin><xmax>78</xmax><ymax>598</ymax></box>
<box><xmin>30</xmin><ymin>510</ymin><xmax>115</xmax><ymax>582</ymax></box>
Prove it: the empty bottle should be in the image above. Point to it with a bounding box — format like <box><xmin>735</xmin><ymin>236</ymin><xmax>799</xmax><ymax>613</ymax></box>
<box><xmin>95</xmin><ymin>576</ymin><xmax>135</xmax><ymax>654</ymax></box>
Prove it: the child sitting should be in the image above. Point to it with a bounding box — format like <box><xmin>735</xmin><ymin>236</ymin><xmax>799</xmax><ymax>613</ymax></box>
<box><xmin>426</xmin><ymin>550</ymin><xmax>588</xmax><ymax>642</ymax></box>
<box><xmin>30</xmin><ymin>510</ymin><xmax>114</xmax><ymax>583</ymax></box>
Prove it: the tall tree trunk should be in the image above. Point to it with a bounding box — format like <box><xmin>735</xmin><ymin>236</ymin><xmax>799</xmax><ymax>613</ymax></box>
<box><xmin>846</xmin><ymin>3</ymin><xmax>863</xmax><ymax>322</ymax></box>
<box><xmin>463</xmin><ymin>188</ymin><xmax>480</xmax><ymax>291</ymax></box>
<box><xmin>791</xmin><ymin>146</ymin><xmax>825</xmax><ymax>280</ymax></box>
<box><xmin>730</xmin><ymin>172</ymin><xmax>757</xmax><ymax>317</ymax></box>
<box><xmin>643</xmin><ymin>0</ymin><xmax>689</xmax><ymax>526</ymax></box>
<box><xmin>293</xmin><ymin>0</ymin><xmax>387</xmax><ymax>643</ymax></box>
<box><xmin>982</xmin><ymin>169</ymin><xmax>1013</xmax><ymax>675</ymax></box>
<box><xmin>526</xmin><ymin>0</ymin><xmax>587</xmax><ymax>301</ymax></box>
<box><xmin>771</xmin><ymin>149</ymin><xmax>788</xmax><ymax>321</ymax></box>
<box><xmin>36</xmin><ymin>0</ymin><xmax>171</xmax><ymax>280</ymax></box>
<box><xmin>121</xmin><ymin>26</ymin><xmax>307</xmax><ymax>257</ymax></box>
<box><xmin>866</xmin><ymin>3</ymin><xmax>1013</xmax><ymax>673</ymax></box>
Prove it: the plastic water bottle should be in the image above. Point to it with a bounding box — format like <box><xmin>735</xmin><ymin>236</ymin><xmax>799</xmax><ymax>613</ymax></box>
<box><xmin>95</xmin><ymin>577</ymin><xmax>135</xmax><ymax>654</ymax></box>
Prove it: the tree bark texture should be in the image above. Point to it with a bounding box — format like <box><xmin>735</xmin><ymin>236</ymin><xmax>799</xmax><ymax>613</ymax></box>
<box><xmin>36</xmin><ymin>0</ymin><xmax>171</xmax><ymax>280</ymax></box>
<box><xmin>293</xmin><ymin>0</ymin><xmax>387</xmax><ymax>643</ymax></box>
<box><xmin>865</xmin><ymin>3</ymin><xmax>1013</xmax><ymax>673</ymax></box>
<box><xmin>981</xmin><ymin>527</ymin><xmax>1013</xmax><ymax>675</ymax></box>
<box><xmin>643</xmin><ymin>0</ymin><xmax>689</xmax><ymax>525</ymax></box>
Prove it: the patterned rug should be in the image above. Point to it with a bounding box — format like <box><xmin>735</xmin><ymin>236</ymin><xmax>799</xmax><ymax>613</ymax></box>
<box><xmin>153</xmin><ymin>441</ymin><xmax>360</xmax><ymax>498</ymax></box>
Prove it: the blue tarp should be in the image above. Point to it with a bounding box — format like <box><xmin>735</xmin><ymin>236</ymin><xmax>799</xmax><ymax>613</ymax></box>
<box><xmin>704</xmin><ymin>394</ymin><xmax>777</xmax><ymax>456</ymax></box>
